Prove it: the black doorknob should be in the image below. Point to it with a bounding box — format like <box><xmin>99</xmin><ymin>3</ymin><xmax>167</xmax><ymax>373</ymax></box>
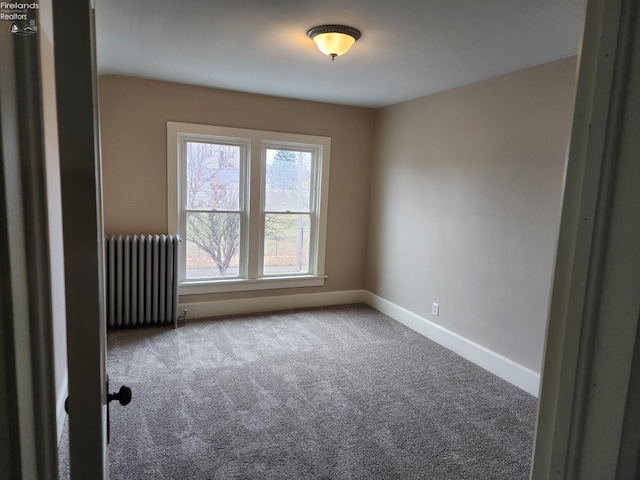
<box><xmin>107</xmin><ymin>385</ymin><xmax>132</xmax><ymax>406</ymax></box>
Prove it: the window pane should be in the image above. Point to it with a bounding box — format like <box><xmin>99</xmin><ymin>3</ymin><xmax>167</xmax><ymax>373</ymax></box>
<box><xmin>186</xmin><ymin>212</ymin><xmax>240</xmax><ymax>278</ymax></box>
<box><xmin>186</xmin><ymin>141</ymin><xmax>240</xmax><ymax>210</ymax></box>
<box><xmin>265</xmin><ymin>149</ymin><xmax>311</xmax><ymax>212</ymax></box>
<box><xmin>263</xmin><ymin>213</ymin><xmax>310</xmax><ymax>275</ymax></box>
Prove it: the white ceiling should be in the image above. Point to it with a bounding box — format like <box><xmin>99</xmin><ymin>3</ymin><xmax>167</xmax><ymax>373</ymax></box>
<box><xmin>95</xmin><ymin>0</ymin><xmax>585</xmax><ymax>108</ymax></box>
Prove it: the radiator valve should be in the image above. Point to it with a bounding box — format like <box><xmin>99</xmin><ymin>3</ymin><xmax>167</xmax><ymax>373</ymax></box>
<box><xmin>177</xmin><ymin>308</ymin><xmax>188</xmax><ymax>326</ymax></box>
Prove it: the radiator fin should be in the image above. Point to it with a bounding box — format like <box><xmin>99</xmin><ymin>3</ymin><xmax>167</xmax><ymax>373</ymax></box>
<box><xmin>105</xmin><ymin>234</ymin><xmax>181</xmax><ymax>328</ymax></box>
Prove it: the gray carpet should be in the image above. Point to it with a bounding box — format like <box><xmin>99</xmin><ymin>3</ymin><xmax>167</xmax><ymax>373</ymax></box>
<box><xmin>59</xmin><ymin>304</ymin><xmax>536</xmax><ymax>479</ymax></box>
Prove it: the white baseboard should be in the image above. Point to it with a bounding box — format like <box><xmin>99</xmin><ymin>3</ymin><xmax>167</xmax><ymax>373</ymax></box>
<box><xmin>180</xmin><ymin>289</ymin><xmax>366</xmax><ymax>319</ymax></box>
<box><xmin>363</xmin><ymin>292</ymin><xmax>540</xmax><ymax>397</ymax></box>
<box><xmin>178</xmin><ymin>288</ymin><xmax>539</xmax><ymax>396</ymax></box>
<box><xmin>56</xmin><ymin>371</ymin><xmax>68</xmax><ymax>443</ymax></box>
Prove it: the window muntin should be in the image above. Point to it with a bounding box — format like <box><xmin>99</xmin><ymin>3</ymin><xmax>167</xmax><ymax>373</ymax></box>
<box><xmin>167</xmin><ymin>122</ymin><xmax>330</xmax><ymax>294</ymax></box>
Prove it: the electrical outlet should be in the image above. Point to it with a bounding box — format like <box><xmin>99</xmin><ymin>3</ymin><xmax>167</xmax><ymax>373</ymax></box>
<box><xmin>432</xmin><ymin>303</ymin><xmax>439</xmax><ymax>317</ymax></box>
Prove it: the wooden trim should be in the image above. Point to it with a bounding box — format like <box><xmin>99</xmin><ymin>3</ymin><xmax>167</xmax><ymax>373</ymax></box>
<box><xmin>180</xmin><ymin>289</ymin><xmax>365</xmax><ymax>318</ymax></box>
<box><xmin>181</xmin><ymin>289</ymin><xmax>540</xmax><ymax>395</ymax></box>
<box><xmin>0</xmin><ymin>6</ymin><xmax>59</xmax><ymax>477</ymax></box>
<box><xmin>167</xmin><ymin>121</ymin><xmax>331</xmax><ymax>287</ymax></box>
<box><xmin>364</xmin><ymin>292</ymin><xmax>540</xmax><ymax>396</ymax></box>
<box><xmin>532</xmin><ymin>0</ymin><xmax>640</xmax><ymax>477</ymax></box>
<box><xmin>0</xmin><ymin>24</ymin><xmax>28</xmax><ymax>480</ymax></box>
<box><xmin>53</xmin><ymin>1</ymin><xmax>108</xmax><ymax>478</ymax></box>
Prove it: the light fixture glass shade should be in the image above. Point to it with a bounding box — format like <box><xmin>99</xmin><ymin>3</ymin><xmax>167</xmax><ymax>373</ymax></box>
<box><xmin>307</xmin><ymin>25</ymin><xmax>361</xmax><ymax>60</ymax></box>
<box><xmin>312</xmin><ymin>32</ymin><xmax>356</xmax><ymax>58</ymax></box>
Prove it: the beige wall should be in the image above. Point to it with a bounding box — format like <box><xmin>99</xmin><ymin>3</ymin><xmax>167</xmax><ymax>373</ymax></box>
<box><xmin>100</xmin><ymin>59</ymin><xmax>577</xmax><ymax>371</ymax></box>
<box><xmin>39</xmin><ymin>0</ymin><xmax>68</xmax><ymax>426</ymax></box>
<box><xmin>99</xmin><ymin>76</ymin><xmax>376</xmax><ymax>300</ymax></box>
<box><xmin>367</xmin><ymin>58</ymin><xmax>578</xmax><ymax>372</ymax></box>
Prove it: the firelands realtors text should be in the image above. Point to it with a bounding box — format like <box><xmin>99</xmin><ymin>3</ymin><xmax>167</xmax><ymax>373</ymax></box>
<box><xmin>1</xmin><ymin>2</ymin><xmax>39</xmax><ymax>21</ymax></box>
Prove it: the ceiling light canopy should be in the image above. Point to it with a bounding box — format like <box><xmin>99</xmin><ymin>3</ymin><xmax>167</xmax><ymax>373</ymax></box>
<box><xmin>307</xmin><ymin>25</ymin><xmax>361</xmax><ymax>61</ymax></box>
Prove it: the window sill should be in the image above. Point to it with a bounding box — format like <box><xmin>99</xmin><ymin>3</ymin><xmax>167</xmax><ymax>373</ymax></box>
<box><xmin>179</xmin><ymin>275</ymin><xmax>327</xmax><ymax>295</ymax></box>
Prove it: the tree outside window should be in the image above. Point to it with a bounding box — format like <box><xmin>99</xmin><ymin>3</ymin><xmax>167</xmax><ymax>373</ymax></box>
<box><xmin>185</xmin><ymin>141</ymin><xmax>241</xmax><ymax>277</ymax></box>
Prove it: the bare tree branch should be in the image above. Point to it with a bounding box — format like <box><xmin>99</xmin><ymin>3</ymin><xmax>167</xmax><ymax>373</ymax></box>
<box><xmin>185</xmin><ymin>142</ymin><xmax>240</xmax><ymax>276</ymax></box>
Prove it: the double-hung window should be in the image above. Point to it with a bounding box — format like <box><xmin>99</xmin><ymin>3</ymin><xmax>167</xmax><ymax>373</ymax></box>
<box><xmin>167</xmin><ymin>122</ymin><xmax>331</xmax><ymax>294</ymax></box>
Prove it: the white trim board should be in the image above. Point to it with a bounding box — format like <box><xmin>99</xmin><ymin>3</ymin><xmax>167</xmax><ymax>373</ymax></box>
<box><xmin>180</xmin><ymin>289</ymin><xmax>366</xmax><ymax>319</ymax></box>
<box><xmin>179</xmin><ymin>289</ymin><xmax>540</xmax><ymax>396</ymax></box>
<box><xmin>363</xmin><ymin>292</ymin><xmax>540</xmax><ymax>396</ymax></box>
<box><xmin>56</xmin><ymin>371</ymin><xmax>68</xmax><ymax>443</ymax></box>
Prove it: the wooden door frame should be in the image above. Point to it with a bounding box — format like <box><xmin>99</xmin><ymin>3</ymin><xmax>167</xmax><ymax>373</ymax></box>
<box><xmin>0</xmin><ymin>5</ymin><xmax>59</xmax><ymax>479</ymax></box>
<box><xmin>531</xmin><ymin>0</ymin><xmax>640</xmax><ymax>477</ymax></box>
<box><xmin>1</xmin><ymin>0</ymin><xmax>108</xmax><ymax>477</ymax></box>
<box><xmin>3</xmin><ymin>0</ymin><xmax>640</xmax><ymax>478</ymax></box>
<box><xmin>53</xmin><ymin>0</ymin><xmax>109</xmax><ymax>478</ymax></box>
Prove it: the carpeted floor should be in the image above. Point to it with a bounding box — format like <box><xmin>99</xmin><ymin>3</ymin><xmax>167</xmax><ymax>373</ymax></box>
<box><xmin>59</xmin><ymin>304</ymin><xmax>537</xmax><ymax>479</ymax></box>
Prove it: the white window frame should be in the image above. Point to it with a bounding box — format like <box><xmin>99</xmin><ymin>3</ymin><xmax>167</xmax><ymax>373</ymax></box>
<box><xmin>167</xmin><ymin>121</ymin><xmax>331</xmax><ymax>294</ymax></box>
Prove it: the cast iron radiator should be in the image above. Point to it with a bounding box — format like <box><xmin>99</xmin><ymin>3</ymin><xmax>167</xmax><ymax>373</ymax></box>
<box><xmin>105</xmin><ymin>234</ymin><xmax>180</xmax><ymax>328</ymax></box>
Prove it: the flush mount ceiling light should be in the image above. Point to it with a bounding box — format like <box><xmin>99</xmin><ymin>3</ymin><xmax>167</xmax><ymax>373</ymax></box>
<box><xmin>307</xmin><ymin>24</ymin><xmax>361</xmax><ymax>61</ymax></box>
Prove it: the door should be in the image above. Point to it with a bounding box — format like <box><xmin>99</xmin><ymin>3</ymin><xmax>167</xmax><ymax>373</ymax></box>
<box><xmin>53</xmin><ymin>0</ymin><xmax>109</xmax><ymax>478</ymax></box>
<box><xmin>0</xmin><ymin>3</ymin><xmax>59</xmax><ymax>477</ymax></box>
<box><xmin>531</xmin><ymin>0</ymin><xmax>640</xmax><ymax>477</ymax></box>
<box><xmin>49</xmin><ymin>0</ymin><xmax>640</xmax><ymax>478</ymax></box>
